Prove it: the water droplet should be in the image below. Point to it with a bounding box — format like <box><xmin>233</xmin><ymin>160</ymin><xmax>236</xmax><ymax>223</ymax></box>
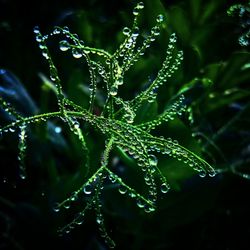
<box><xmin>156</xmin><ymin>14</ymin><xmax>164</xmax><ymax>23</ymax></box>
<box><xmin>132</xmin><ymin>26</ymin><xmax>139</xmax><ymax>37</ymax></box>
<box><xmin>19</xmin><ymin>171</ymin><xmax>26</xmax><ymax>180</ymax></box>
<box><xmin>96</xmin><ymin>215</ymin><xmax>103</xmax><ymax>224</ymax></box>
<box><xmin>105</xmin><ymin>59</ymin><xmax>111</xmax><ymax>65</ymax></box>
<box><xmin>74</xmin><ymin>214</ymin><xmax>84</xmax><ymax>225</ymax></box>
<box><xmin>109</xmin><ymin>175</ymin><xmax>116</xmax><ymax>183</ymax></box>
<box><xmin>199</xmin><ymin>170</ymin><xmax>206</xmax><ymax>178</ymax></box>
<box><xmin>118</xmin><ymin>186</ymin><xmax>127</xmax><ymax>195</ymax></box>
<box><xmin>35</xmin><ymin>34</ymin><xmax>43</xmax><ymax>42</ymax></box>
<box><xmin>79</xmin><ymin>40</ymin><xmax>85</xmax><ymax>46</ymax></box>
<box><xmin>53</xmin><ymin>203</ymin><xmax>60</xmax><ymax>212</ymax></box>
<box><xmin>115</xmin><ymin>76</ymin><xmax>123</xmax><ymax>86</ymax></box>
<box><xmin>73</xmin><ymin>120</ymin><xmax>80</xmax><ymax>129</ymax></box>
<box><xmin>83</xmin><ymin>184</ymin><xmax>92</xmax><ymax>195</ymax></box>
<box><xmin>149</xmin><ymin>206</ymin><xmax>156</xmax><ymax>212</ymax></box>
<box><xmin>33</xmin><ymin>26</ymin><xmax>40</xmax><ymax>34</ymax></box>
<box><xmin>41</xmin><ymin>50</ymin><xmax>49</xmax><ymax>59</ymax></box>
<box><xmin>160</xmin><ymin>183</ymin><xmax>170</xmax><ymax>194</ymax></box>
<box><xmin>110</xmin><ymin>86</ymin><xmax>118</xmax><ymax>96</ymax></box>
<box><xmin>144</xmin><ymin>204</ymin><xmax>153</xmax><ymax>213</ymax></box>
<box><xmin>129</xmin><ymin>192</ymin><xmax>136</xmax><ymax>198</ymax></box>
<box><xmin>136</xmin><ymin>199</ymin><xmax>145</xmax><ymax>208</ymax></box>
<box><xmin>208</xmin><ymin>170</ymin><xmax>216</xmax><ymax>177</ymax></box>
<box><xmin>137</xmin><ymin>2</ymin><xmax>144</xmax><ymax>9</ymax></box>
<box><xmin>62</xmin><ymin>26</ymin><xmax>69</xmax><ymax>33</ymax></box>
<box><xmin>9</xmin><ymin>127</ymin><xmax>15</xmax><ymax>133</ymax></box>
<box><xmin>70</xmin><ymin>194</ymin><xmax>77</xmax><ymax>201</ymax></box>
<box><xmin>63</xmin><ymin>200</ymin><xmax>71</xmax><ymax>209</ymax></box>
<box><xmin>53</xmin><ymin>27</ymin><xmax>60</xmax><ymax>35</ymax></box>
<box><xmin>72</xmin><ymin>48</ymin><xmax>83</xmax><ymax>58</ymax></box>
<box><xmin>49</xmin><ymin>66</ymin><xmax>58</xmax><ymax>81</ymax></box>
<box><xmin>123</xmin><ymin>112</ymin><xmax>134</xmax><ymax>124</ymax></box>
<box><xmin>123</xmin><ymin>27</ymin><xmax>130</xmax><ymax>36</ymax></box>
<box><xmin>133</xmin><ymin>7</ymin><xmax>139</xmax><ymax>16</ymax></box>
<box><xmin>59</xmin><ymin>40</ymin><xmax>70</xmax><ymax>51</ymax></box>
<box><xmin>149</xmin><ymin>154</ymin><xmax>158</xmax><ymax>167</ymax></box>
<box><xmin>189</xmin><ymin>162</ymin><xmax>194</xmax><ymax>167</ymax></box>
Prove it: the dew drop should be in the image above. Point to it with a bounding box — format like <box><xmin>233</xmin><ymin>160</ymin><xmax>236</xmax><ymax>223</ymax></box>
<box><xmin>129</xmin><ymin>192</ymin><xmax>136</xmax><ymax>198</ymax></box>
<box><xmin>9</xmin><ymin>127</ymin><xmax>15</xmax><ymax>133</ymax></box>
<box><xmin>73</xmin><ymin>121</ymin><xmax>80</xmax><ymax>129</ymax></box>
<box><xmin>188</xmin><ymin>162</ymin><xmax>194</xmax><ymax>167</ymax></box>
<box><xmin>35</xmin><ymin>34</ymin><xmax>43</xmax><ymax>42</ymax></box>
<box><xmin>132</xmin><ymin>26</ymin><xmax>139</xmax><ymax>37</ymax></box>
<box><xmin>70</xmin><ymin>194</ymin><xmax>77</xmax><ymax>202</ymax></box>
<box><xmin>149</xmin><ymin>206</ymin><xmax>156</xmax><ymax>212</ymax></box>
<box><xmin>33</xmin><ymin>26</ymin><xmax>40</xmax><ymax>34</ymax></box>
<box><xmin>110</xmin><ymin>86</ymin><xmax>118</xmax><ymax>96</ymax></box>
<box><xmin>144</xmin><ymin>205</ymin><xmax>153</xmax><ymax>213</ymax></box>
<box><xmin>208</xmin><ymin>170</ymin><xmax>216</xmax><ymax>177</ymax></box>
<box><xmin>72</xmin><ymin>48</ymin><xmax>83</xmax><ymax>59</ymax></box>
<box><xmin>63</xmin><ymin>200</ymin><xmax>71</xmax><ymax>209</ymax></box>
<box><xmin>19</xmin><ymin>171</ymin><xmax>26</xmax><ymax>180</ymax></box>
<box><xmin>149</xmin><ymin>154</ymin><xmax>158</xmax><ymax>167</ymax></box>
<box><xmin>53</xmin><ymin>203</ymin><xmax>60</xmax><ymax>212</ymax></box>
<box><xmin>123</xmin><ymin>27</ymin><xmax>130</xmax><ymax>36</ymax></box>
<box><xmin>109</xmin><ymin>175</ymin><xmax>116</xmax><ymax>183</ymax></box>
<box><xmin>62</xmin><ymin>26</ymin><xmax>69</xmax><ymax>33</ymax></box>
<box><xmin>74</xmin><ymin>214</ymin><xmax>85</xmax><ymax>225</ymax></box>
<box><xmin>59</xmin><ymin>40</ymin><xmax>70</xmax><ymax>52</ymax></box>
<box><xmin>118</xmin><ymin>186</ymin><xmax>127</xmax><ymax>195</ymax></box>
<box><xmin>105</xmin><ymin>59</ymin><xmax>111</xmax><ymax>65</ymax></box>
<box><xmin>160</xmin><ymin>183</ymin><xmax>170</xmax><ymax>194</ymax></box>
<box><xmin>41</xmin><ymin>50</ymin><xmax>49</xmax><ymax>59</ymax></box>
<box><xmin>133</xmin><ymin>7</ymin><xmax>139</xmax><ymax>16</ymax></box>
<box><xmin>199</xmin><ymin>170</ymin><xmax>206</xmax><ymax>178</ymax></box>
<box><xmin>79</xmin><ymin>40</ymin><xmax>85</xmax><ymax>46</ymax></box>
<box><xmin>136</xmin><ymin>199</ymin><xmax>145</xmax><ymax>208</ymax></box>
<box><xmin>137</xmin><ymin>2</ymin><xmax>144</xmax><ymax>9</ymax></box>
<box><xmin>96</xmin><ymin>215</ymin><xmax>103</xmax><ymax>224</ymax></box>
<box><xmin>83</xmin><ymin>184</ymin><xmax>92</xmax><ymax>195</ymax></box>
<box><xmin>49</xmin><ymin>66</ymin><xmax>58</xmax><ymax>81</ymax></box>
<box><xmin>147</xmin><ymin>95</ymin><xmax>156</xmax><ymax>103</ymax></box>
<box><xmin>156</xmin><ymin>14</ymin><xmax>164</xmax><ymax>23</ymax></box>
<box><xmin>53</xmin><ymin>27</ymin><xmax>60</xmax><ymax>35</ymax></box>
<box><xmin>115</xmin><ymin>76</ymin><xmax>123</xmax><ymax>86</ymax></box>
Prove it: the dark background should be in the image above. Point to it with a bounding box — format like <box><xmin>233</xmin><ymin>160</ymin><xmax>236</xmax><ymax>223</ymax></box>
<box><xmin>0</xmin><ymin>0</ymin><xmax>250</xmax><ymax>249</ymax></box>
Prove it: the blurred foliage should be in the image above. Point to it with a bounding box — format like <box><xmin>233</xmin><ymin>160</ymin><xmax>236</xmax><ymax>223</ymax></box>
<box><xmin>0</xmin><ymin>0</ymin><xmax>250</xmax><ymax>249</ymax></box>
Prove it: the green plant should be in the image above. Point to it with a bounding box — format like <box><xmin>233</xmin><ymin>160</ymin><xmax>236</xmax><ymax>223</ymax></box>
<box><xmin>0</xmin><ymin>2</ymin><xmax>216</xmax><ymax>248</ymax></box>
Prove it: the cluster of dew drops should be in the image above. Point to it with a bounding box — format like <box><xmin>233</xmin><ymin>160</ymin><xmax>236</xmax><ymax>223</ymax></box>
<box><xmin>32</xmin><ymin>1</ymin><xmax>165</xmax><ymax>87</ymax></box>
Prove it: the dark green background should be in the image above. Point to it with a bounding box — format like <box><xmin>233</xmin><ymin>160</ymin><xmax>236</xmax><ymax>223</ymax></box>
<box><xmin>0</xmin><ymin>0</ymin><xmax>249</xmax><ymax>249</ymax></box>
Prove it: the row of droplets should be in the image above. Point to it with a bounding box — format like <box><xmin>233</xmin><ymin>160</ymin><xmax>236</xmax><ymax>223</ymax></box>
<box><xmin>146</xmin><ymin>136</ymin><xmax>217</xmax><ymax>178</ymax></box>
<box><xmin>139</xmin><ymin>94</ymin><xmax>187</xmax><ymax>131</ymax></box>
